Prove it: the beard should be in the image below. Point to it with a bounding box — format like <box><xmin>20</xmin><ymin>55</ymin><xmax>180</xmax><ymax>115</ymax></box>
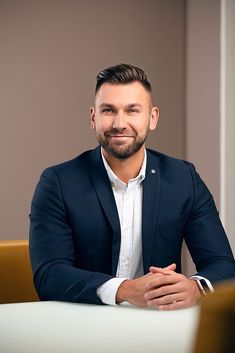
<box><xmin>95</xmin><ymin>127</ymin><xmax>149</xmax><ymax>159</ymax></box>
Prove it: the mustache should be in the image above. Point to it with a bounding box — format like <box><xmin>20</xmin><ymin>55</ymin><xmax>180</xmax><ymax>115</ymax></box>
<box><xmin>104</xmin><ymin>128</ymin><xmax>136</xmax><ymax>137</ymax></box>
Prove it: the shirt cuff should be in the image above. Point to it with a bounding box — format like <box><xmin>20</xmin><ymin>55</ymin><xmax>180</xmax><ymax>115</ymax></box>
<box><xmin>190</xmin><ymin>275</ymin><xmax>214</xmax><ymax>293</ymax></box>
<box><xmin>97</xmin><ymin>278</ymin><xmax>128</xmax><ymax>305</ymax></box>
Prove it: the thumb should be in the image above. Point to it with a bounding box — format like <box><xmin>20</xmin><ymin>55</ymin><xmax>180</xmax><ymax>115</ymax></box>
<box><xmin>165</xmin><ymin>263</ymin><xmax>177</xmax><ymax>271</ymax></box>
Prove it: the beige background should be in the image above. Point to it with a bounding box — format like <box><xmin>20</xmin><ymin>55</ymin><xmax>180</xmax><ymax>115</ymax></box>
<box><xmin>184</xmin><ymin>0</ymin><xmax>221</xmax><ymax>273</ymax></box>
<box><xmin>186</xmin><ymin>0</ymin><xmax>221</xmax><ymax>206</ymax></box>
<box><xmin>0</xmin><ymin>0</ymin><xmax>185</xmax><ymax>240</ymax></box>
<box><xmin>0</xmin><ymin>1</ymin><xmax>234</xmax><ymax>275</ymax></box>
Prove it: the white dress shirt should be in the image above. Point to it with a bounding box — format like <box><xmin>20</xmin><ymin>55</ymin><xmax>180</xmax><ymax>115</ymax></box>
<box><xmin>97</xmin><ymin>150</ymin><xmax>146</xmax><ymax>305</ymax></box>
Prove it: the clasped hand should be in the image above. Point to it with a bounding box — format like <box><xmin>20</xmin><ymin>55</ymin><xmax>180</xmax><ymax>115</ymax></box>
<box><xmin>116</xmin><ymin>264</ymin><xmax>202</xmax><ymax>310</ymax></box>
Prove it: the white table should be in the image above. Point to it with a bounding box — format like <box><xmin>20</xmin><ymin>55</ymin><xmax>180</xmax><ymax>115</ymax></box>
<box><xmin>0</xmin><ymin>301</ymin><xmax>200</xmax><ymax>353</ymax></box>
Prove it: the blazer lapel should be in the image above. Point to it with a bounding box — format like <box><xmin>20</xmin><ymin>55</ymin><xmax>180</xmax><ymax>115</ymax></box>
<box><xmin>142</xmin><ymin>150</ymin><xmax>161</xmax><ymax>273</ymax></box>
<box><xmin>88</xmin><ymin>147</ymin><xmax>121</xmax><ymax>275</ymax></box>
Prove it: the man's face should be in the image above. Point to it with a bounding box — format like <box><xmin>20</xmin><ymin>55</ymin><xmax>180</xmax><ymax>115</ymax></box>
<box><xmin>90</xmin><ymin>81</ymin><xmax>159</xmax><ymax>160</ymax></box>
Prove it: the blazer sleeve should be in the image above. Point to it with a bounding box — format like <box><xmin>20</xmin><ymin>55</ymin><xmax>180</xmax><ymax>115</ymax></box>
<box><xmin>184</xmin><ymin>164</ymin><xmax>235</xmax><ymax>283</ymax></box>
<box><xmin>29</xmin><ymin>167</ymin><xmax>113</xmax><ymax>304</ymax></box>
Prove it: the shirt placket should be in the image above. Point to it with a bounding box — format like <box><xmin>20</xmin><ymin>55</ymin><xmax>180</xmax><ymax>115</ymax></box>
<box><xmin>118</xmin><ymin>183</ymin><xmax>134</xmax><ymax>278</ymax></box>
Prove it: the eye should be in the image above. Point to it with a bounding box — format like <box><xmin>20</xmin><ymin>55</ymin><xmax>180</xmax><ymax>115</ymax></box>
<box><xmin>101</xmin><ymin>108</ymin><xmax>114</xmax><ymax>113</ymax></box>
<box><xmin>128</xmin><ymin>108</ymin><xmax>140</xmax><ymax>113</ymax></box>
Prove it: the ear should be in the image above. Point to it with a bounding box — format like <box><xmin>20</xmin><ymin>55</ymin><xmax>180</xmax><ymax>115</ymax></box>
<box><xmin>149</xmin><ymin>106</ymin><xmax>159</xmax><ymax>131</ymax></box>
<box><xmin>90</xmin><ymin>107</ymin><xmax>95</xmax><ymax>129</ymax></box>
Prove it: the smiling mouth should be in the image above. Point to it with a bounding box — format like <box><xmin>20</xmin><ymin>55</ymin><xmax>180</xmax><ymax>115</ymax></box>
<box><xmin>107</xmin><ymin>135</ymin><xmax>134</xmax><ymax>138</ymax></box>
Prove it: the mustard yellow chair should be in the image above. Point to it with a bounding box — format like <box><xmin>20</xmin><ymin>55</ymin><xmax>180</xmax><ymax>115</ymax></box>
<box><xmin>193</xmin><ymin>280</ymin><xmax>235</xmax><ymax>353</ymax></box>
<box><xmin>0</xmin><ymin>240</ymin><xmax>39</xmax><ymax>303</ymax></box>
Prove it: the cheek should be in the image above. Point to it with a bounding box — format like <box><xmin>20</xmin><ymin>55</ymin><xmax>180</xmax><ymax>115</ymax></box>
<box><xmin>94</xmin><ymin>120</ymin><xmax>111</xmax><ymax>133</ymax></box>
<box><xmin>131</xmin><ymin>120</ymin><xmax>150</xmax><ymax>134</ymax></box>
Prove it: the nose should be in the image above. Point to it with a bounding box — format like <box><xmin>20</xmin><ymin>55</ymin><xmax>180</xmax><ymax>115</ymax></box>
<box><xmin>112</xmin><ymin>111</ymin><xmax>127</xmax><ymax>130</ymax></box>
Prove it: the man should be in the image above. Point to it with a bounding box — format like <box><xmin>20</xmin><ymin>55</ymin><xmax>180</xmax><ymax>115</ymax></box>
<box><xmin>29</xmin><ymin>63</ymin><xmax>235</xmax><ymax>310</ymax></box>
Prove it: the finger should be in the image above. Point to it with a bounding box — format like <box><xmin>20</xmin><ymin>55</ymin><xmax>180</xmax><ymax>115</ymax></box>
<box><xmin>149</xmin><ymin>267</ymin><xmax>173</xmax><ymax>276</ymax></box>
<box><xmin>146</xmin><ymin>293</ymin><xmax>180</xmax><ymax>307</ymax></box>
<box><xmin>157</xmin><ymin>296</ymin><xmax>196</xmax><ymax>311</ymax></box>
<box><xmin>157</xmin><ymin>301</ymin><xmax>186</xmax><ymax>311</ymax></box>
<box><xmin>152</xmin><ymin>263</ymin><xmax>176</xmax><ymax>271</ymax></box>
<box><xmin>149</xmin><ymin>263</ymin><xmax>176</xmax><ymax>274</ymax></box>
<box><xmin>145</xmin><ymin>273</ymin><xmax>179</xmax><ymax>290</ymax></box>
<box><xmin>164</xmin><ymin>263</ymin><xmax>176</xmax><ymax>271</ymax></box>
<box><xmin>144</xmin><ymin>284</ymin><xmax>180</xmax><ymax>300</ymax></box>
<box><xmin>145</xmin><ymin>271</ymin><xmax>156</xmax><ymax>277</ymax></box>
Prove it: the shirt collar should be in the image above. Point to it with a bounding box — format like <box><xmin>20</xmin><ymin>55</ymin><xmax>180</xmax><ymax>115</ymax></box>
<box><xmin>101</xmin><ymin>149</ymin><xmax>147</xmax><ymax>187</ymax></box>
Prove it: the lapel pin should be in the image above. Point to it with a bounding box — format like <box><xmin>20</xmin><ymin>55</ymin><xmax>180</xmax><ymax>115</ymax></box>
<box><xmin>151</xmin><ymin>169</ymin><xmax>156</xmax><ymax>174</ymax></box>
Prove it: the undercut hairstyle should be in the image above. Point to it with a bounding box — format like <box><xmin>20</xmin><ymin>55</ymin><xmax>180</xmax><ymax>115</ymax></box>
<box><xmin>95</xmin><ymin>63</ymin><xmax>152</xmax><ymax>94</ymax></box>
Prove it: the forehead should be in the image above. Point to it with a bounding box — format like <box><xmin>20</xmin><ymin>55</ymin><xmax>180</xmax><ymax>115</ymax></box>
<box><xmin>95</xmin><ymin>82</ymin><xmax>151</xmax><ymax>106</ymax></box>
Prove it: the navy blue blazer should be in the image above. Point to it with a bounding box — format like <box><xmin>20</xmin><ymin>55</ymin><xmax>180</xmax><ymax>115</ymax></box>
<box><xmin>29</xmin><ymin>147</ymin><xmax>235</xmax><ymax>304</ymax></box>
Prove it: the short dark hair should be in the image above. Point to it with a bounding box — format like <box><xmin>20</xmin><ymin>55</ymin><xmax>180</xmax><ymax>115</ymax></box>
<box><xmin>95</xmin><ymin>63</ymin><xmax>152</xmax><ymax>94</ymax></box>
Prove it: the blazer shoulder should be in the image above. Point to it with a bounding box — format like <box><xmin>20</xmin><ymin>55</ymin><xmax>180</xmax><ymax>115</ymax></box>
<box><xmin>41</xmin><ymin>149</ymin><xmax>94</xmax><ymax>179</ymax></box>
<box><xmin>147</xmin><ymin>148</ymin><xmax>194</xmax><ymax>171</ymax></box>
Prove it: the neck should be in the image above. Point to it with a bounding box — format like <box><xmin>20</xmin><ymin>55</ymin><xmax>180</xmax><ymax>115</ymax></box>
<box><xmin>102</xmin><ymin>146</ymin><xmax>145</xmax><ymax>184</ymax></box>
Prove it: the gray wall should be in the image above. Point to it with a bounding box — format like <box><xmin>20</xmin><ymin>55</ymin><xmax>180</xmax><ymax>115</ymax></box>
<box><xmin>0</xmin><ymin>0</ymin><xmax>185</xmax><ymax>240</ymax></box>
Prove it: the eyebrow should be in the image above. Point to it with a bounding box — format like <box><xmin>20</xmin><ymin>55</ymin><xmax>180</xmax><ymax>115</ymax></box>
<box><xmin>99</xmin><ymin>104</ymin><xmax>115</xmax><ymax>108</ymax></box>
<box><xmin>99</xmin><ymin>103</ymin><xmax>143</xmax><ymax>108</ymax></box>
<box><xmin>128</xmin><ymin>104</ymin><xmax>142</xmax><ymax>108</ymax></box>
